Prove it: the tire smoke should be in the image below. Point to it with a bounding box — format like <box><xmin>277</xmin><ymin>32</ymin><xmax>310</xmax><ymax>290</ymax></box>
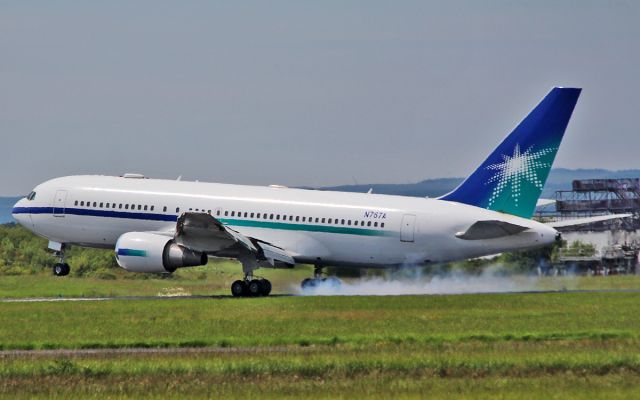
<box><xmin>297</xmin><ymin>265</ymin><xmax>541</xmax><ymax>296</ymax></box>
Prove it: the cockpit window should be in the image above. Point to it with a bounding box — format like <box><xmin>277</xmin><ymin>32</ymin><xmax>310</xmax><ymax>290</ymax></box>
<box><xmin>27</xmin><ymin>191</ymin><xmax>36</xmax><ymax>201</ymax></box>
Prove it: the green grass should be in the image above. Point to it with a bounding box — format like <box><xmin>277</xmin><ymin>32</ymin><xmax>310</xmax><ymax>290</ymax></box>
<box><xmin>3</xmin><ymin>278</ymin><xmax>640</xmax><ymax>398</ymax></box>
<box><xmin>1</xmin><ymin>292</ymin><xmax>639</xmax><ymax>350</ymax></box>
<box><xmin>1</xmin><ymin>341</ymin><xmax>640</xmax><ymax>398</ymax></box>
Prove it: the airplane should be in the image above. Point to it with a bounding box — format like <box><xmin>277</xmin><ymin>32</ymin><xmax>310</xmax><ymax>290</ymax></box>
<box><xmin>13</xmin><ymin>87</ymin><xmax>617</xmax><ymax>297</ymax></box>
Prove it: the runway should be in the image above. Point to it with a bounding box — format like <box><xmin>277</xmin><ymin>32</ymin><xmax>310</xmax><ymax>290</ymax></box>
<box><xmin>0</xmin><ymin>345</ymin><xmax>312</xmax><ymax>358</ymax></box>
<box><xmin>2</xmin><ymin>288</ymin><xmax>640</xmax><ymax>303</ymax></box>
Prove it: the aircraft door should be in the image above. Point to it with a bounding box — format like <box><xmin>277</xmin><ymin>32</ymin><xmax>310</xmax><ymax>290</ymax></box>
<box><xmin>53</xmin><ymin>190</ymin><xmax>68</xmax><ymax>217</ymax></box>
<box><xmin>400</xmin><ymin>214</ymin><xmax>416</xmax><ymax>242</ymax></box>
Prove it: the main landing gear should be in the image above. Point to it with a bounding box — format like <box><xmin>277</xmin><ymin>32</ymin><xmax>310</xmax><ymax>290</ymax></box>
<box><xmin>52</xmin><ymin>246</ymin><xmax>70</xmax><ymax>277</ymax></box>
<box><xmin>300</xmin><ymin>265</ymin><xmax>341</xmax><ymax>290</ymax></box>
<box><xmin>231</xmin><ymin>274</ymin><xmax>272</xmax><ymax>297</ymax></box>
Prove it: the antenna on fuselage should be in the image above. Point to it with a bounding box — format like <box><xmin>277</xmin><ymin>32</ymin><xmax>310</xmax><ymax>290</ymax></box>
<box><xmin>177</xmin><ymin>175</ymin><xmax>182</xmax><ymax>181</ymax></box>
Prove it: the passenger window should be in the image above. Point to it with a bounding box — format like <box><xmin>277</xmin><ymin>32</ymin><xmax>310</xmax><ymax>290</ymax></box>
<box><xmin>348</xmin><ymin>220</ymin><xmax>351</xmax><ymax>225</ymax></box>
<box><xmin>315</xmin><ymin>218</ymin><xmax>319</xmax><ymax>223</ymax></box>
<box><xmin>99</xmin><ymin>202</ymin><xmax>103</xmax><ymax>207</ymax></box>
<box><xmin>112</xmin><ymin>203</ymin><xmax>116</xmax><ymax>208</ymax></box>
<box><xmin>74</xmin><ymin>200</ymin><xmax>78</xmax><ymax>206</ymax></box>
<box><xmin>302</xmin><ymin>217</ymin><xmax>306</xmax><ymax>222</ymax></box>
<box><xmin>131</xmin><ymin>204</ymin><xmax>135</xmax><ymax>209</ymax></box>
<box><xmin>361</xmin><ymin>221</ymin><xmax>365</xmax><ymax>226</ymax></box>
<box><xmin>250</xmin><ymin>213</ymin><xmax>255</xmax><ymax>218</ymax></box>
<box><xmin>341</xmin><ymin>219</ymin><xmax>345</xmax><ymax>225</ymax></box>
<box><xmin>374</xmin><ymin>222</ymin><xmax>378</xmax><ymax>227</ymax></box>
<box><xmin>328</xmin><ymin>218</ymin><xmax>332</xmax><ymax>224</ymax></box>
<box><xmin>381</xmin><ymin>223</ymin><xmax>385</xmax><ymax>228</ymax></box>
<box><xmin>224</xmin><ymin>211</ymin><xmax>228</xmax><ymax>216</ymax></box>
<box><xmin>80</xmin><ymin>201</ymin><xmax>84</xmax><ymax>206</ymax></box>
<box><xmin>321</xmin><ymin>218</ymin><xmax>326</xmax><ymax>223</ymax></box>
<box><xmin>151</xmin><ymin>206</ymin><xmax>154</xmax><ymax>211</ymax></box>
<box><xmin>270</xmin><ymin>214</ymin><xmax>274</xmax><ymax>219</ymax></box>
<box><xmin>144</xmin><ymin>205</ymin><xmax>148</xmax><ymax>211</ymax></box>
<box><xmin>119</xmin><ymin>204</ymin><xmax>123</xmax><ymax>209</ymax></box>
<box><xmin>276</xmin><ymin>215</ymin><xmax>280</xmax><ymax>220</ymax></box>
<box><xmin>138</xmin><ymin>205</ymin><xmax>142</xmax><ymax>210</ymax></box>
<box><xmin>231</xmin><ymin>211</ymin><xmax>235</xmax><ymax>217</ymax></box>
<box><xmin>93</xmin><ymin>202</ymin><xmax>97</xmax><ymax>207</ymax></box>
<box><xmin>367</xmin><ymin>221</ymin><xmax>372</xmax><ymax>227</ymax></box>
<box><xmin>295</xmin><ymin>216</ymin><xmax>300</xmax><ymax>222</ymax></box>
<box><xmin>125</xmin><ymin>204</ymin><xmax>129</xmax><ymax>209</ymax></box>
<box><xmin>106</xmin><ymin>203</ymin><xmax>110</xmax><ymax>209</ymax></box>
<box><xmin>216</xmin><ymin>210</ymin><xmax>221</xmax><ymax>216</ymax></box>
<box><xmin>176</xmin><ymin>207</ymin><xmax>180</xmax><ymax>213</ymax></box>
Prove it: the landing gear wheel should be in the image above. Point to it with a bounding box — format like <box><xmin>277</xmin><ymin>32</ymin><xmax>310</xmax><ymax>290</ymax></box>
<box><xmin>301</xmin><ymin>278</ymin><xmax>316</xmax><ymax>290</ymax></box>
<box><xmin>248</xmin><ymin>279</ymin><xmax>263</xmax><ymax>297</ymax></box>
<box><xmin>231</xmin><ymin>280</ymin><xmax>247</xmax><ymax>297</ymax></box>
<box><xmin>260</xmin><ymin>279</ymin><xmax>272</xmax><ymax>296</ymax></box>
<box><xmin>324</xmin><ymin>276</ymin><xmax>342</xmax><ymax>288</ymax></box>
<box><xmin>53</xmin><ymin>263</ymin><xmax>70</xmax><ymax>277</ymax></box>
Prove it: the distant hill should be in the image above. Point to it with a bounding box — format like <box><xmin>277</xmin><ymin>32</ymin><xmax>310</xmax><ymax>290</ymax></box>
<box><xmin>0</xmin><ymin>197</ymin><xmax>20</xmax><ymax>224</ymax></box>
<box><xmin>3</xmin><ymin>169</ymin><xmax>640</xmax><ymax>224</ymax></box>
<box><xmin>319</xmin><ymin>168</ymin><xmax>640</xmax><ymax>199</ymax></box>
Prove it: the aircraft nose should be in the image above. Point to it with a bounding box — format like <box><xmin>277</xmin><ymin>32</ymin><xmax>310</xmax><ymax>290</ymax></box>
<box><xmin>12</xmin><ymin>198</ymin><xmax>28</xmax><ymax>225</ymax></box>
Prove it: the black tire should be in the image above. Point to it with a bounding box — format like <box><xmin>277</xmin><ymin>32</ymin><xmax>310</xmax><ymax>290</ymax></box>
<box><xmin>301</xmin><ymin>278</ymin><xmax>315</xmax><ymax>290</ymax></box>
<box><xmin>53</xmin><ymin>263</ymin><xmax>67</xmax><ymax>277</ymax></box>
<box><xmin>260</xmin><ymin>279</ymin><xmax>272</xmax><ymax>296</ymax></box>
<box><xmin>248</xmin><ymin>279</ymin><xmax>262</xmax><ymax>297</ymax></box>
<box><xmin>231</xmin><ymin>280</ymin><xmax>246</xmax><ymax>297</ymax></box>
<box><xmin>61</xmin><ymin>263</ymin><xmax>70</xmax><ymax>276</ymax></box>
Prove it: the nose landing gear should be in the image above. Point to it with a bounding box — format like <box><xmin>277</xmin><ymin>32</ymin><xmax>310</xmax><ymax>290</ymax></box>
<box><xmin>51</xmin><ymin>245</ymin><xmax>70</xmax><ymax>277</ymax></box>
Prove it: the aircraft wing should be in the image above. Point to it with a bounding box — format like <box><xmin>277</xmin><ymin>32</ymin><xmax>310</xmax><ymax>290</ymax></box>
<box><xmin>546</xmin><ymin>213</ymin><xmax>633</xmax><ymax>228</ymax></box>
<box><xmin>173</xmin><ymin>212</ymin><xmax>295</xmax><ymax>266</ymax></box>
<box><xmin>455</xmin><ymin>220</ymin><xmax>529</xmax><ymax>240</ymax></box>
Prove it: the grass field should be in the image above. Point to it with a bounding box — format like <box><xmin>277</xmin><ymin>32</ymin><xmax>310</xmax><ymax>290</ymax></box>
<box><xmin>1</xmin><ymin>291</ymin><xmax>640</xmax><ymax>398</ymax></box>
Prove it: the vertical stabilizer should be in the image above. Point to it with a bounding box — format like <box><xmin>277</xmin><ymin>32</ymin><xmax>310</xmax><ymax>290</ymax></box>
<box><xmin>439</xmin><ymin>87</ymin><xmax>581</xmax><ymax>218</ymax></box>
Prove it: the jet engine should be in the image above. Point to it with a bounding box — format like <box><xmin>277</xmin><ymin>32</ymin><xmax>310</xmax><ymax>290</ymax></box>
<box><xmin>115</xmin><ymin>232</ymin><xmax>208</xmax><ymax>273</ymax></box>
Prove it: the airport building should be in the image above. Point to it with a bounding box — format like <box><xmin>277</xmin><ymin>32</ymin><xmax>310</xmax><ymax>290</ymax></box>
<box><xmin>536</xmin><ymin>178</ymin><xmax>640</xmax><ymax>275</ymax></box>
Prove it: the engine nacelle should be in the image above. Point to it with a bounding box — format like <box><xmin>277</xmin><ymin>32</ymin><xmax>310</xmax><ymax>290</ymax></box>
<box><xmin>115</xmin><ymin>232</ymin><xmax>208</xmax><ymax>273</ymax></box>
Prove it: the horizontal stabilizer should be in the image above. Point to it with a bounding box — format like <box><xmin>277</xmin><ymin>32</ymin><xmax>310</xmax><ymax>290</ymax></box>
<box><xmin>536</xmin><ymin>198</ymin><xmax>556</xmax><ymax>207</ymax></box>
<box><xmin>546</xmin><ymin>214</ymin><xmax>632</xmax><ymax>228</ymax></box>
<box><xmin>456</xmin><ymin>220</ymin><xmax>529</xmax><ymax>240</ymax></box>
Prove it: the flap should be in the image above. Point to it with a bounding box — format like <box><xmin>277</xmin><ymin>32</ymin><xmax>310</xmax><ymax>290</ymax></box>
<box><xmin>174</xmin><ymin>212</ymin><xmax>295</xmax><ymax>266</ymax></box>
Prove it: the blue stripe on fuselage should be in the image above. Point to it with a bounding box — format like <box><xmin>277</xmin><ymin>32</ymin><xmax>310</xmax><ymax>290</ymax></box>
<box><xmin>12</xmin><ymin>206</ymin><xmax>177</xmax><ymax>222</ymax></box>
<box><xmin>12</xmin><ymin>206</ymin><xmax>391</xmax><ymax>237</ymax></box>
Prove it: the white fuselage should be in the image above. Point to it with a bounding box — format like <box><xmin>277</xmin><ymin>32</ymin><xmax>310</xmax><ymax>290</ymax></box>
<box><xmin>12</xmin><ymin>175</ymin><xmax>557</xmax><ymax>268</ymax></box>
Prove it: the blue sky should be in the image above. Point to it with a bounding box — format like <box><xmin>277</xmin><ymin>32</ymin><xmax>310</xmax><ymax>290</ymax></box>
<box><xmin>2</xmin><ymin>1</ymin><xmax>639</xmax><ymax>195</ymax></box>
